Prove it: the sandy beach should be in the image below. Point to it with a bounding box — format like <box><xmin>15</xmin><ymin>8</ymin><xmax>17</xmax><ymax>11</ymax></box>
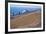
<box><xmin>10</xmin><ymin>11</ymin><xmax>41</xmax><ymax>29</ymax></box>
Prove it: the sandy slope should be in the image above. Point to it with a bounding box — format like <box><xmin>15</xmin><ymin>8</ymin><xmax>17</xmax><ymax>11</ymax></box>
<box><xmin>10</xmin><ymin>11</ymin><xmax>41</xmax><ymax>29</ymax></box>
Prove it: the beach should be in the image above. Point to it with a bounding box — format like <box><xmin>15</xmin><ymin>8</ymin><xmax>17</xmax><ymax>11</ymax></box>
<box><xmin>10</xmin><ymin>10</ymin><xmax>41</xmax><ymax>29</ymax></box>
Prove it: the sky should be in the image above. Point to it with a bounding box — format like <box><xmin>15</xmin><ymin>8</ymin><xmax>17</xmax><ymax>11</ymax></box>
<box><xmin>10</xmin><ymin>5</ymin><xmax>41</xmax><ymax>15</ymax></box>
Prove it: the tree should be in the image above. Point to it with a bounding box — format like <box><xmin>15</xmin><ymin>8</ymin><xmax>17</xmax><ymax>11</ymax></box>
<box><xmin>19</xmin><ymin>11</ymin><xmax>20</xmax><ymax>15</ymax></box>
<box><xmin>13</xmin><ymin>12</ymin><xmax>14</xmax><ymax>16</ymax></box>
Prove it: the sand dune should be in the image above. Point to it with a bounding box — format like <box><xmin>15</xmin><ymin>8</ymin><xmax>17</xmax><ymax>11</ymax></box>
<box><xmin>10</xmin><ymin>11</ymin><xmax>41</xmax><ymax>29</ymax></box>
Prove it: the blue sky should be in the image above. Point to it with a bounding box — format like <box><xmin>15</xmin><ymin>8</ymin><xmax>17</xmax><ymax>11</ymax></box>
<box><xmin>10</xmin><ymin>5</ymin><xmax>41</xmax><ymax>15</ymax></box>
